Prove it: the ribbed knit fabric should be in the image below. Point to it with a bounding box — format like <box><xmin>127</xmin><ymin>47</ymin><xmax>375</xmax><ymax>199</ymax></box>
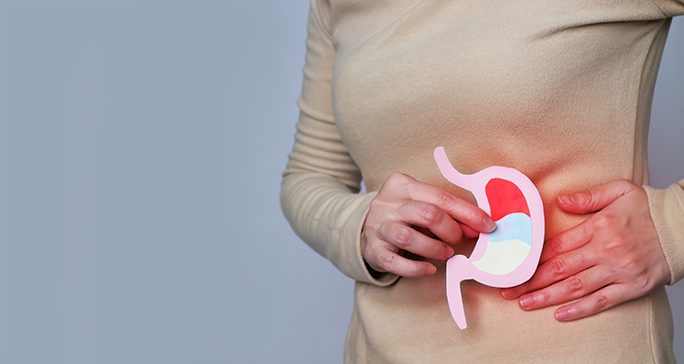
<box><xmin>280</xmin><ymin>1</ymin><xmax>684</xmax><ymax>362</ymax></box>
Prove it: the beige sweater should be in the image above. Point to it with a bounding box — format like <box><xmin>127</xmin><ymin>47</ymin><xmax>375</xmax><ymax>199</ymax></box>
<box><xmin>280</xmin><ymin>0</ymin><xmax>684</xmax><ymax>362</ymax></box>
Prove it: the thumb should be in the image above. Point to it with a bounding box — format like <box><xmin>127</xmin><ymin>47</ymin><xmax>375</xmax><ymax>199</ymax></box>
<box><xmin>556</xmin><ymin>179</ymin><xmax>637</xmax><ymax>214</ymax></box>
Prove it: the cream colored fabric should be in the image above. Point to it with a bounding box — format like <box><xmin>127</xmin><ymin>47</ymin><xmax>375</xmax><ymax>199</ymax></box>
<box><xmin>280</xmin><ymin>0</ymin><xmax>684</xmax><ymax>362</ymax></box>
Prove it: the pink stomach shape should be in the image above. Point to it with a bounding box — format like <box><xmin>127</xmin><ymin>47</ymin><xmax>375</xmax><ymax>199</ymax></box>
<box><xmin>433</xmin><ymin>146</ymin><xmax>545</xmax><ymax>330</ymax></box>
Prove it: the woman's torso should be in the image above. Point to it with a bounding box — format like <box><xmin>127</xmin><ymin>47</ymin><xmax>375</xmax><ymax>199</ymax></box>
<box><xmin>323</xmin><ymin>1</ymin><xmax>677</xmax><ymax>362</ymax></box>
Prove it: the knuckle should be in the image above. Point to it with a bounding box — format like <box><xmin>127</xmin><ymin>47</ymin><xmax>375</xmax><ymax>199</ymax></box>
<box><xmin>386</xmin><ymin>172</ymin><xmax>413</xmax><ymax>191</ymax></box>
<box><xmin>618</xmin><ymin>256</ymin><xmax>637</xmax><ymax>271</ymax></box>
<box><xmin>606</xmin><ymin>265</ymin><xmax>619</xmax><ymax>278</ymax></box>
<box><xmin>636</xmin><ymin>275</ymin><xmax>650</xmax><ymax>290</ymax></box>
<box><xmin>604</xmin><ymin>238</ymin><xmax>624</xmax><ymax>251</ymax></box>
<box><xmin>438</xmin><ymin>190</ymin><xmax>457</xmax><ymax>209</ymax></box>
<box><xmin>393</xmin><ymin>225</ymin><xmax>413</xmax><ymax>247</ymax></box>
<box><xmin>592</xmin><ymin>214</ymin><xmax>612</xmax><ymax>229</ymax></box>
<box><xmin>388</xmin><ymin>171</ymin><xmax>410</xmax><ymax>184</ymax></box>
<box><xmin>583</xmin><ymin>191</ymin><xmax>595</xmax><ymax>209</ymax></box>
<box><xmin>594</xmin><ymin>294</ymin><xmax>609</xmax><ymax>309</ymax></box>
<box><xmin>377</xmin><ymin>223</ymin><xmax>389</xmax><ymax>239</ymax></box>
<box><xmin>419</xmin><ymin>203</ymin><xmax>441</xmax><ymax>223</ymax></box>
<box><xmin>568</xmin><ymin>276</ymin><xmax>584</xmax><ymax>292</ymax></box>
<box><xmin>548</xmin><ymin>258</ymin><xmax>566</xmax><ymax>277</ymax></box>
<box><xmin>616</xmin><ymin>178</ymin><xmax>634</xmax><ymax>191</ymax></box>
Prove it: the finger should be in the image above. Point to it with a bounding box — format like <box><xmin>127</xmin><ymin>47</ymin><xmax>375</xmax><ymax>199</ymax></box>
<box><xmin>378</xmin><ymin>221</ymin><xmax>455</xmax><ymax>261</ymax></box>
<box><xmin>414</xmin><ymin>225</ymin><xmax>438</xmax><ymax>240</ymax></box>
<box><xmin>539</xmin><ymin>220</ymin><xmax>593</xmax><ymax>264</ymax></box>
<box><xmin>405</xmin><ymin>180</ymin><xmax>497</xmax><ymax>233</ymax></box>
<box><xmin>556</xmin><ymin>179</ymin><xmax>637</xmax><ymax>215</ymax></box>
<box><xmin>374</xmin><ymin>247</ymin><xmax>438</xmax><ymax>277</ymax></box>
<box><xmin>460</xmin><ymin>223</ymin><xmax>480</xmax><ymax>239</ymax></box>
<box><xmin>516</xmin><ymin>266</ymin><xmax>614</xmax><ymax>311</ymax></box>
<box><xmin>501</xmin><ymin>245</ymin><xmax>595</xmax><ymax>299</ymax></box>
<box><xmin>396</xmin><ymin>199</ymin><xmax>465</xmax><ymax>245</ymax></box>
<box><xmin>553</xmin><ymin>284</ymin><xmax>627</xmax><ymax>322</ymax></box>
<box><xmin>415</xmin><ymin>223</ymin><xmax>478</xmax><ymax>243</ymax></box>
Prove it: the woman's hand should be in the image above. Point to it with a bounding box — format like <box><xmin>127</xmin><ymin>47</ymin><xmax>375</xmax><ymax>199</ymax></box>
<box><xmin>500</xmin><ymin>179</ymin><xmax>670</xmax><ymax>322</ymax></box>
<box><xmin>361</xmin><ymin>172</ymin><xmax>497</xmax><ymax>277</ymax></box>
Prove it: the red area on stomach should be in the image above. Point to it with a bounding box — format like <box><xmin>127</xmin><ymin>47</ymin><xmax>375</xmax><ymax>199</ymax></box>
<box><xmin>485</xmin><ymin>178</ymin><xmax>530</xmax><ymax>221</ymax></box>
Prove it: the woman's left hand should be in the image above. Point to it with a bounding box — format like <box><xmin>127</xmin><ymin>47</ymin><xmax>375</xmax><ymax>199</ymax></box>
<box><xmin>500</xmin><ymin>179</ymin><xmax>671</xmax><ymax>322</ymax></box>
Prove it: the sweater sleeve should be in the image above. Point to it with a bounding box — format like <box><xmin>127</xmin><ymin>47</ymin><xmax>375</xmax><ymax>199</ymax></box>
<box><xmin>642</xmin><ymin>180</ymin><xmax>684</xmax><ymax>285</ymax></box>
<box><xmin>279</xmin><ymin>0</ymin><xmax>399</xmax><ymax>287</ymax></box>
<box><xmin>651</xmin><ymin>0</ymin><xmax>684</xmax><ymax>17</ymax></box>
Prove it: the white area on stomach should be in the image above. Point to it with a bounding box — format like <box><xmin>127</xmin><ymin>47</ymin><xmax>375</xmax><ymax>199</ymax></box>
<box><xmin>472</xmin><ymin>239</ymin><xmax>531</xmax><ymax>275</ymax></box>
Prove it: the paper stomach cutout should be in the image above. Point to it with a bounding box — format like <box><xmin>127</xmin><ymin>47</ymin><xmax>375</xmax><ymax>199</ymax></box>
<box><xmin>472</xmin><ymin>212</ymin><xmax>531</xmax><ymax>275</ymax></box>
<box><xmin>433</xmin><ymin>146</ymin><xmax>545</xmax><ymax>330</ymax></box>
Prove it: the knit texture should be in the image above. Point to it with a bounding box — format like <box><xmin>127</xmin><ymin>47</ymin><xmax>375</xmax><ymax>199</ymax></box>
<box><xmin>280</xmin><ymin>0</ymin><xmax>684</xmax><ymax>362</ymax></box>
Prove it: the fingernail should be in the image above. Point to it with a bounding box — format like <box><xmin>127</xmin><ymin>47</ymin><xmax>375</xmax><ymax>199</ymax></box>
<box><xmin>484</xmin><ymin>217</ymin><xmax>497</xmax><ymax>232</ymax></box>
<box><xmin>519</xmin><ymin>295</ymin><xmax>535</xmax><ymax>309</ymax></box>
<box><xmin>555</xmin><ymin>307</ymin><xmax>574</xmax><ymax>321</ymax></box>
<box><xmin>562</xmin><ymin>193</ymin><xmax>587</xmax><ymax>206</ymax></box>
<box><xmin>501</xmin><ymin>289</ymin><xmax>514</xmax><ymax>299</ymax></box>
<box><xmin>445</xmin><ymin>246</ymin><xmax>455</xmax><ymax>258</ymax></box>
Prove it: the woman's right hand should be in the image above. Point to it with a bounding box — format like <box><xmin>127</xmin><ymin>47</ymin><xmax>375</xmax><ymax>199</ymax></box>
<box><xmin>361</xmin><ymin>172</ymin><xmax>497</xmax><ymax>278</ymax></box>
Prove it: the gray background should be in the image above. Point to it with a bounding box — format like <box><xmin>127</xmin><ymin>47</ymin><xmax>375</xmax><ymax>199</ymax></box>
<box><xmin>0</xmin><ymin>1</ymin><xmax>681</xmax><ymax>363</ymax></box>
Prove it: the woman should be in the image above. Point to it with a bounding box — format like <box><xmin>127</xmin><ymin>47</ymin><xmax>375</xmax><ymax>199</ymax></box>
<box><xmin>280</xmin><ymin>0</ymin><xmax>684</xmax><ymax>362</ymax></box>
